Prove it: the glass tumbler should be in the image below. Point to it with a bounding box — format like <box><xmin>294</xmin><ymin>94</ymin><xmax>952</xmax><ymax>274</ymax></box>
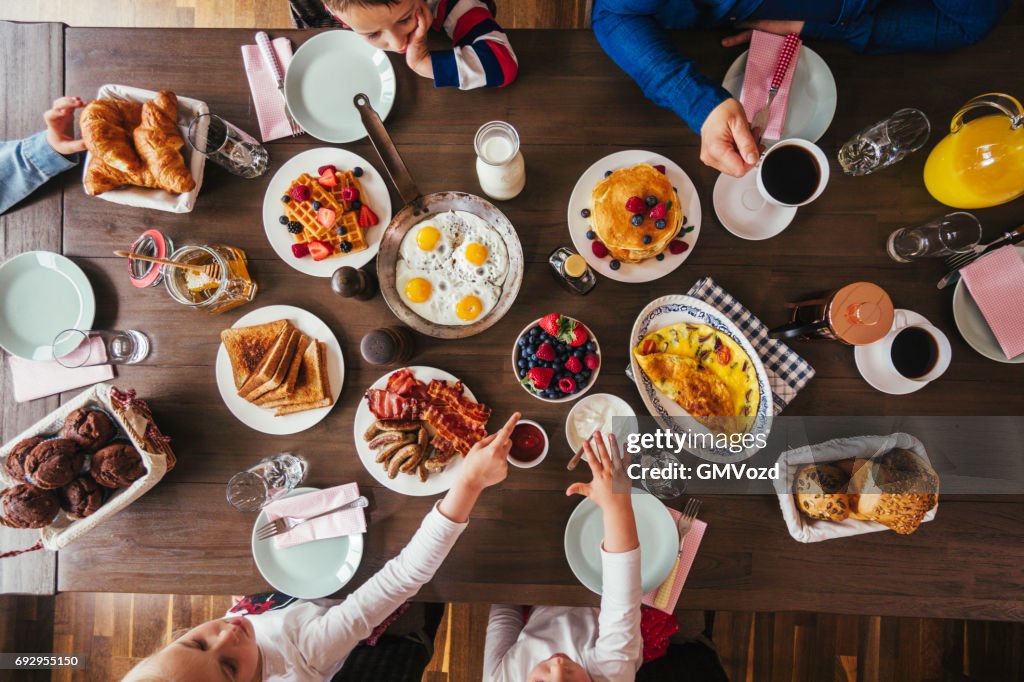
<box><xmin>187</xmin><ymin>113</ymin><xmax>269</xmax><ymax>178</ymax></box>
<box><xmin>638</xmin><ymin>451</ymin><xmax>687</xmax><ymax>500</ymax></box>
<box><xmin>886</xmin><ymin>211</ymin><xmax>982</xmax><ymax>262</ymax></box>
<box><xmin>838</xmin><ymin>108</ymin><xmax>931</xmax><ymax>176</ymax></box>
<box><xmin>226</xmin><ymin>453</ymin><xmax>308</xmax><ymax>512</ymax></box>
<box><xmin>53</xmin><ymin>329</ymin><xmax>151</xmax><ymax>368</ymax></box>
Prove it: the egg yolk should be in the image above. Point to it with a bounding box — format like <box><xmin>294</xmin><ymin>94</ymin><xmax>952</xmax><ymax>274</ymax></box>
<box><xmin>465</xmin><ymin>242</ymin><xmax>489</xmax><ymax>266</ymax></box>
<box><xmin>416</xmin><ymin>226</ymin><xmax>440</xmax><ymax>251</ymax></box>
<box><xmin>405</xmin><ymin>277</ymin><xmax>433</xmax><ymax>303</ymax></box>
<box><xmin>456</xmin><ymin>295</ymin><xmax>483</xmax><ymax>321</ymax></box>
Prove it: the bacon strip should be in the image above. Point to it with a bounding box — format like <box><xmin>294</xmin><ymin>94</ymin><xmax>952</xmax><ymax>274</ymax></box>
<box><xmin>364</xmin><ymin>389</ymin><xmax>419</xmax><ymax>420</ymax></box>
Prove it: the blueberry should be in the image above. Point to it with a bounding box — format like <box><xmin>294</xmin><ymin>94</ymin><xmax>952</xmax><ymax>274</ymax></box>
<box><xmin>581</xmin><ymin>369</ymin><xmax>591</xmax><ymax>378</ymax></box>
<box><xmin>352</xmin><ymin>200</ymin><xmax>362</xmax><ymax>210</ymax></box>
<box><xmin>354</xmin><ymin>166</ymin><xmax>364</xmax><ymax>177</ymax></box>
<box><xmin>518</xmin><ymin>358</ymin><xmax>527</xmax><ymax>368</ymax></box>
<box><xmin>585</xmin><ymin>230</ymin><xmax>596</xmax><ymax>240</ymax></box>
<box><xmin>645</xmin><ymin>195</ymin><xmax>658</xmax><ymax>207</ymax></box>
<box><xmin>518</xmin><ymin>337</ymin><xmax>527</xmax><ymax>347</ymax></box>
<box><xmin>526</xmin><ymin>344</ymin><xmax>536</xmax><ymax>355</ymax></box>
<box><xmin>656</xmin><ymin>253</ymin><xmax>665</xmax><ymax>261</ymax></box>
<box><xmin>518</xmin><ymin>368</ymin><xmax>527</xmax><ymax>378</ymax></box>
<box><xmin>610</xmin><ymin>260</ymin><xmax>621</xmax><ymax>270</ymax></box>
<box><xmin>528</xmin><ymin>360</ymin><xmax>537</xmax><ymax>369</ymax></box>
<box><xmin>655</xmin><ymin>219</ymin><xmax>667</xmax><ymax>229</ymax></box>
<box><xmin>574</xmin><ymin>349</ymin><xmax>584</xmax><ymax>358</ymax></box>
<box><xmin>581</xmin><ymin>208</ymin><xmax>591</xmax><ymax>218</ymax></box>
<box><xmin>575</xmin><ymin>373</ymin><xmax>586</xmax><ymax>383</ymax></box>
<box><xmin>340</xmin><ymin>240</ymin><xmax>352</xmax><ymax>253</ymax></box>
<box><xmin>278</xmin><ymin>215</ymin><xmax>289</xmax><ymax>225</ymax></box>
<box><xmin>530</xmin><ymin>327</ymin><xmax>542</xmax><ymax>337</ymax></box>
<box><xmin>681</xmin><ymin>215</ymin><xmax>687</xmax><ymax>224</ymax></box>
<box><xmin>631</xmin><ymin>214</ymin><xmax>643</xmax><ymax>227</ymax></box>
<box><xmin>281</xmin><ymin>195</ymin><xmax>291</xmax><ymax>203</ymax></box>
<box><xmin>604</xmin><ymin>170</ymin><xmax>613</xmax><ymax>177</ymax></box>
<box><xmin>643</xmin><ymin>235</ymin><xmax>652</xmax><ymax>245</ymax></box>
<box><xmin>586</xmin><ymin>341</ymin><xmax>596</xmax><ymax>351</ymax></box>
<box><xmin>311</xmin><ymin>200</ymin><xmax>321</xmax><ymax>211</ymax></box>
<box><xmin>336</xmin><ymin>225</ymin><xmax>348</xmax><ymax>235</ymax></box>
<box><xmin>558</xmin><ymin>342</ymin><xmax>568</xmax><ymax>351</ymax></box>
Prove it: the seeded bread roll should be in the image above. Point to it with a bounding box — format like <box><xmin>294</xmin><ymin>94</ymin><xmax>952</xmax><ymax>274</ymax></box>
<box><xmin>848</xmin><ymin>448</ymin><xmax>939</xmax><ymax>534</ymax></box>
<box><xmin>794</xmin><ymin>463</ymin><xmax>851</xmax><ymax>521</ymax></box>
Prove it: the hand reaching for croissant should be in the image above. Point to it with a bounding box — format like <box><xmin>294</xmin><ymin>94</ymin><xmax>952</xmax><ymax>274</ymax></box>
<box><xmin>44</xmin><ymin>96</ymin><xmax>88</xmax><ymax>156</ymax></box>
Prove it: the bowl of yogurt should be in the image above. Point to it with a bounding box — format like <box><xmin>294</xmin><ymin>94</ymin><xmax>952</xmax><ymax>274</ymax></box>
<box><xmin>565</xmin><ymin>393</ymin><xmax>638</xmax><ymax>454</ymax></box>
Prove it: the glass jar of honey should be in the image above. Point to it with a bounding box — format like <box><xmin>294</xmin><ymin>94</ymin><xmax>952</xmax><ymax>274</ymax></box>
<box><xmin>163</xmin><ymin>244</ymin><xmax>257</xmax><ymax>314</ymax></box>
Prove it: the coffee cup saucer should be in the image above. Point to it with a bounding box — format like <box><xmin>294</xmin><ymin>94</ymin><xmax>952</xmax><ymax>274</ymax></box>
<box><xmin>713</xmin><ymin>172</ymin><xmax>796</xmax><ymax>240</ymax></box>
<box><xmin>854</xmin><ymin>309</ymin><xmax>932</xmax><ymax>395</ymax></box>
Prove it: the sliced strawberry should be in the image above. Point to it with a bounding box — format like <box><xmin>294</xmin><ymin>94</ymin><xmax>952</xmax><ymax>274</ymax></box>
<box><xmin>649</xmin><ymin>202</ymin><xmax>668</xmax><ymax>220</ymax></box>
<box><xmin>625</xmin><ymin>196</ymin><xmax>646</xmax><ymax>214</ymax></box>
<box><xmin>535</xmin><ymin>342</ymin><xmax>556</xmax><ymax>362</ymax></box>
<box><xmin>318</xmin><ymin>168</ymin><xmax>338</xmax><ymax>188</ymax></box>
<box><xmin>308</xmin><ymin>240</ymin><xmax>333</xmax><ymax>261</ymax></box>
<box><xmin>522</xmin><ymin>367</ymin><xmax>554</xmax><ymax>392</ymax></box>
<box><xmin>591</xmin><ymin>241</ymin><xmax>608</xmax><ymax>258</ymax></box>
<box><xmin>669</xmin><ymin>240</ymin><xmax>688</xmax><ymax>255</ymax></box>
<box><xmin>291</xmin><ymin>243</ymin><xmax>310</xmax><ymax>258</ymax></box>
<box><xmin>564</xmin><ymin>356</ymin><xmax>583</xmax><ymax>373</ymax></box>
<box><xmin>585</xmin><ymin>352</ymin><xmax>600</xmax><ymax>370</ymax></box>
<box><xmin>317</xmin><ymin>207</ymin><xmax>337</xmax><ymax>229</ymax></box>
<box><xmin>289</xmin><ymin>185</ymin><xmax>311</xmax><ymax>202</ymax></box>
<box><xmin>316</xmin><ymin>164</ymin><xmax>337</xmax><ymax>176</ymax></box>
<box><xmin>539</xmin><ymin>314</ymin><xmax>562</xmax><ymax>337</ymax></box>
<box><xmin>341</xmin><ymin>186</ymin><xmax>360</xmax><ymax>202</ymax></box>
<box><xmin>358</xmin><ymin>204</ymin><xmax>379</xmax><ymax>228</ymax></box>
<box><xmin>653</xmin><ymin>164</ymin><xmax>666</xmax><ymax>174</ymax></box>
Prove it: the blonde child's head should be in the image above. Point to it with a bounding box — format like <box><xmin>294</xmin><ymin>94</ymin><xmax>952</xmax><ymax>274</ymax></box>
<box><xmin>325</xmin><ymin>0</ymin><xmax>427</xmax><ymax>54</ymax></box>
<box><xmin>528</xmin><ymin>653</ymin><xmax>594</xmax><ymax>682</ymax></box>
<box><xmin>122</xmin><ymin>617</ymin><xmax>260</xmax><ymax>682</ymax></box>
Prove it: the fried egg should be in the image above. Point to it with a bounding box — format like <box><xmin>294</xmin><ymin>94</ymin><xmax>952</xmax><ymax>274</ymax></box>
<box><xmin>396</xmin><ymin>261</ymin><xmax>452</xmax><ymax>321</ymax></box>
<box><xmin>452</xmin><ymin>212</ymin><xmax>509</xmax><ymax>285</ymax></box>
<box><xmin>447</xmin><ymin>281</ymin><xmax>501</xmax><ymax>324</ymax></box>
<box><xmin>399</xmin><ymin>217</ymin><xmax>456</xmax><ymax>270</ymax></box>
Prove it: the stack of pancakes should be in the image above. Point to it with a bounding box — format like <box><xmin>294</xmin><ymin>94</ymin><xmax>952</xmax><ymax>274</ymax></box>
<box><xmin>591</xmin><ymin>164</ymin><xmax>684</xmax><ymax>263</ymax></box>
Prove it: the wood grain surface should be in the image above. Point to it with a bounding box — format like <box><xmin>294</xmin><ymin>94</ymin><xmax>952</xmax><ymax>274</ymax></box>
<box><xmin>4</xmin><ymin>23</ymin><xmax>1024</xmax><ymax>617</ymax></box>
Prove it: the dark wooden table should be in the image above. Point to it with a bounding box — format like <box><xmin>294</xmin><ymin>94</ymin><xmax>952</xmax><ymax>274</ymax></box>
<box><xmin>4</xmin><ymin>22</ymin><xmax>1024</xmax><ymax>618</ymax></box>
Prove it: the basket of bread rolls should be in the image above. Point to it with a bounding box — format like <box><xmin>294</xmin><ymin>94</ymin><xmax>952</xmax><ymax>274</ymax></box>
<box><xmin>774</xmin><ymin>432</ymin><xmax>939</xmax><ymax>542</ymax></box>
<box><xmin>0</xmin><ymin>383</ymin><xmax>175</xmax><ymax>551</ymax></box>
<box><xmin>80</xmin><ymin>84</ymin><xmax>208</xmax><ymax>213</ymax></box>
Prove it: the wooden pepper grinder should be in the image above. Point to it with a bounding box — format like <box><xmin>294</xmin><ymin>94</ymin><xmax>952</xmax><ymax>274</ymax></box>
<box><xmin>360</xmin><ymin>327</ymin><xmax>416</xmax><ymax>366</ymax></box>
<box><xmin>331</xmin><ymin>266</ymin><xmax>377</xmax><ymax>301</ymax></box>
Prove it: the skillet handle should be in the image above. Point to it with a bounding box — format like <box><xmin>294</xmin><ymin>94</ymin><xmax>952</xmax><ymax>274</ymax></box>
<box><xmin>354</xmin><ymin>93</ymin><xmax>423</xmax><ymax>210</ymax></box>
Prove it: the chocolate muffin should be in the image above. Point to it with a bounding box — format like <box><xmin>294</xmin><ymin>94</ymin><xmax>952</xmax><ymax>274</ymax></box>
<box><xmin>90</xmin><ymin>442</ymin><xmax>146</xmax><ymax>489</ymax></box>
<box><xmin>58</xmin><ymin>475</ymin><xmax>105</xmax><ymax>519</ymax></box>
<box><xmin>61</xmin><ymin>408</ymin><xmax>115</xmax><ymax>453</ymax></box>
<box><xmin>3</xmin><ymin>436</ymin><xmax>44</xmax><ymax>481</ymax></box>
<box><xmin>0</xmin><ymin>483</ymin><xmax>59</xmax><ymax>529</ymax></box>
<box><xmin>23</xmin><ymin>438</ymin><xmax>84</xmax><ymax>490</ymax></box>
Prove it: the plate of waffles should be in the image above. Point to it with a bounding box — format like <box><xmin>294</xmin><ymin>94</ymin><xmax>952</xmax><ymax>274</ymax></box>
<box><xmin>567</xmin><ymin>150</ymin><xmax>701</xmax><ymax>283</ymax></box>
<box><xmin>262</xmin><ymin>148</ymin><xmax>393</xmax><ymax>276</ymax></box>
<box><xmin>353</xmin><ymin>366</ymin><xmax>492</xmax><ymax>497</ymax></box>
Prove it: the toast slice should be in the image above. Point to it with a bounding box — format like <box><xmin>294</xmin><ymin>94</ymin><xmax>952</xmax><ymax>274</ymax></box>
<box><xmin>251</xmin><ymin>332</ymin><xmax>312</xmax><ymax>406</ymax></box>
<box><xmin>271</xmin><ymin>341</ymin><xmax>334</xmax><ymax>415</ymax></box>
<box><xmin>238</xmin><ymin>327</ymin><xmax>300</xmax><ymax>401</ymax></box>
<box><xmin>220</xmin><ymin>320</ymin><xmax>290</xmax><ymax>390</ymax></box>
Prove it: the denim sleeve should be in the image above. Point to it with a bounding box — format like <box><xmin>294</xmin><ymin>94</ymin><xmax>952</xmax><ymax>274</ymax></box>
<box><xmin>802</xmin><ymin>0</ymin><xmax>1010</xmax><ymax>54</ymax></box>
<box><xmin>592</xmin><ymin>0</ymin><xmax>732</xmax><ymax>133</ymax></box>
<box><xmin>0</xmin><ymin>132</ymin><xmax>80</xmax><ymax>215</ymax></box>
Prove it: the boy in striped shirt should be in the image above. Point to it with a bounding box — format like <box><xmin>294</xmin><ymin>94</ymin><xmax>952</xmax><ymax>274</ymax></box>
<box><xmin>323</xmin><ymin>0</ymin><xmax>518</xmax><ymax>89</ymax></box>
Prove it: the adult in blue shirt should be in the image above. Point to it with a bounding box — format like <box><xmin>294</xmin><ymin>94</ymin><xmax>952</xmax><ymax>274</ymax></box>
<box><xmin>592</xmin><ymin>1</ymin><xmax>1009</xmax><ymax>177</ymax></box>
<box><xmin>1</xmin><ymin>96</ymin><xmax>87</xmax><ymax>215</ymax></box>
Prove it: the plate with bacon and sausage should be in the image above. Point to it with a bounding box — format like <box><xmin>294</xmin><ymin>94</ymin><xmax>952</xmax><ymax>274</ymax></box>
<box><xmin>354</xmin><ymin>366</ymin><xmax>492</xmax><ymax>496</ymax></box>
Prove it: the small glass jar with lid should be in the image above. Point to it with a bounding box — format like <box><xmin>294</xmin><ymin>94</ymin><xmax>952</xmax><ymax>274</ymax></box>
<box><xmin>163</xmin><ymin>244</ymin><xmax>257</xmax><ymax>314</ymax></box>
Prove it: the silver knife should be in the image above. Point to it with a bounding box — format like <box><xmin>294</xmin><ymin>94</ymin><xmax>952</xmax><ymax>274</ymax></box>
<box><xmin>937</xmin><ymin>229</ymin><xmax>1024</xmax><ymax>290</ymax></box>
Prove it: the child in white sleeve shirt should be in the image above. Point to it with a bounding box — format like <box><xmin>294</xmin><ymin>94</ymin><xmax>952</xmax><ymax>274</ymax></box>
<box><xmin>123</xmin><ymin>412</ymin><xmax>520</xmax><ymax>682</ymax></box>
<box><xmin>484</xmin><ymin>432</ymin><xmax>643</xmax><ymax>682</ymax></box>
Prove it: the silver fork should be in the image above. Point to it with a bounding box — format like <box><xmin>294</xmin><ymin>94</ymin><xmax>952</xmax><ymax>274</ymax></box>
<box><xmin>944</xmin><ymin>223</ymin><xmax>1024</xmax><ymax>270</ymax></box>
<box><xmin>255</xmin><ymin>495</ymin><xmax>368</xmax><ymax>541</ymax></box>
<box><xmin>255</xmin><ymin>31</ymin><xmax>304</xmax><ymax>137</ymax></box>
<box><xmin>674</xmin><ymin>497</ymin><xmax>702</xmax><ymax>547</ymax></box>
<box><xmin>749</xmin><ymin>33</ymin><xmax>799</xmax><ymax>144</ymax></box>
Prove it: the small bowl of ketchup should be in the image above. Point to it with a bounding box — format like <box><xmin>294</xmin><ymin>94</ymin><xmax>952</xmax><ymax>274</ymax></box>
<box><xmin>508</xmin><ymin>419</ymin><xmax>549</xmax><ymax>468</ymax></box>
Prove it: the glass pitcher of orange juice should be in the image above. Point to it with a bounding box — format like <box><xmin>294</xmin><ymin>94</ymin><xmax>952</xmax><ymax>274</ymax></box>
<box><xmin>923</xmin><ymin>93</ymin><xmax>1024</xmax><ymax>209</ymax></box>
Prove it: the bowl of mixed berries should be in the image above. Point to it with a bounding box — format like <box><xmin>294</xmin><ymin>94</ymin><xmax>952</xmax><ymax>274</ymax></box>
<box><xmin>513</xmin><ymin>313</ymin><xmax>601</xmax><ymax>403</ymax></box>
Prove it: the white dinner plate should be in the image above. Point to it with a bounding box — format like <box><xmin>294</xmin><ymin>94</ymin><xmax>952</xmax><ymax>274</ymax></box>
<box><xmin>567</xmin><ymin>150</ymin><xmax>702</xmax><ymax>283</ymax></box>
<box><xmin>723</xmin><ymin>46</ymin><xmax>837</xmax><ymax>144</ymax></box>
<box><xmin>285</xmin><ymin>31</ymin><xmax>396</xmax><ymax>143</ymax></box>
<box><xmin>251</xmin><ymin>487</ymin><xmax>364</xmax><ymax>599</ymax></box>
<box><xmin>952</xmin><ymin>244</ymin><xmax>1024</xmax><ymax>364</ymax></box>
<box><xmin>215</xmin><ymin>305</ymin><xmax>344</xmax><ymax>434</ymax></box>
<box><xmin>262</xmin><ymin>148</ymin><xmax>393</xmax><ymax>276</ymax></box>
<box><xmin>0</xmin><ymin>251</ymin><xmax>95</xmax><ymax>360</ymax></box>
<box><xmin>353</xmin><ymin>366</ymin><xmax>473</xmax><ymax>497</ymax></box>
<box><xmin>564</xmin><ymin>493</ymin><xmax>678</xmax><ymax>595</ymax></box>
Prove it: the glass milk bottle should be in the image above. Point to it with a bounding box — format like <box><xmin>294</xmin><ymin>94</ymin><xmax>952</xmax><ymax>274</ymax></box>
<box><xmin>474</xmin><ymin>121</ymin><xmax>525</xmax><ymax>200</ymax></box>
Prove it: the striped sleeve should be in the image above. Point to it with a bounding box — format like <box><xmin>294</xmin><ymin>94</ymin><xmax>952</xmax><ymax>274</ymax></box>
<box><xmin>430</xmin><ymin>0</ymin><xmax>518</xmax><ymax>90</ymax></box>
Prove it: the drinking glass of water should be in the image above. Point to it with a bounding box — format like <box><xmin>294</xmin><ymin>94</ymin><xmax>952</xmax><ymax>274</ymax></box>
<box><xmin>226</xmin><ymin>453</ymin><xmax>307</xmax><ymax>512</ymax></box>
<box><xmin>187</xmin><ymin>113</ymin><xmax>269</xmax><ymax>178</ymax></box>
<box><xmin>638</xmin><ymin>451</ymin><xmax>687</xmax><ymax>500</ymax></box>
<box><xmin>886</xmin><ymin>211</ymin><xmax>982</xmax><ymax>262</ymax></box>
<box><xmin>52</xmin><ymin>329</ymin><xmax>150</xmax><ymax>368</ymax></box>
<box><xmin>838</xmin><ymin>108</ymin><xmax>931</xmax><ymax>176</ymax></box>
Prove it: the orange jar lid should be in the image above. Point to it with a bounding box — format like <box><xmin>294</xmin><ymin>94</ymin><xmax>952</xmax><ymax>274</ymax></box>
<box><xmin>827</xmin><ymin>282</ymin><xmax>894</xmax><ymax>345</ymax></box>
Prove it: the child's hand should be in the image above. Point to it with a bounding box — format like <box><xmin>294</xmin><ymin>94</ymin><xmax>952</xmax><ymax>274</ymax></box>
<box><xmin>457</xmin><ymin>412</ymin><xmax>520</xmax><ymax>491</ymax></box>
<box><xmin>44</xmin><ymin>96</ymin><xmax>87</xmax><ymax>156</ymax></box>
<box><xmin>566</xmin><ymin>432</ymin><xmax>630</xmax><ymax>512</ymax></box>
<box><xmin>405</xmin><ymin>4</ymin><xmax>434</xmax><ymax>80</ymax></box>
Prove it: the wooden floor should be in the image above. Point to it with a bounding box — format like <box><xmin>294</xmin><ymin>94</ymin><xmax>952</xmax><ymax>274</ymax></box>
<box><xmin>2</xmin><ymin>593</ymin><xmax>1022</xmax><ymax>681</ymax></box>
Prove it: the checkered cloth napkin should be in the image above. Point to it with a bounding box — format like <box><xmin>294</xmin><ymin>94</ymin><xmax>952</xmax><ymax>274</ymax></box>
<box><xmin>241</xmin><ymin>36</ymin><xmax>298</xmax><ymax>142</ymax></box>
<box><xmin>960</xmin><ymin>245</ymin><xmax>1024</xmax><ymax>359</ymax></box>
<box><xmin>642</xmin><ymin>513</ymin><xmax>707</xmax><ymax>614</ymax></box>
<box><xmin>627</xmin><ymin>277</ymin><xmax>815</xmax><ymax>414</ymax></box>
<box><xmin>740</xmin><ymin>30</ymin><xmax>802</xmax><ymax>140</ymax></box>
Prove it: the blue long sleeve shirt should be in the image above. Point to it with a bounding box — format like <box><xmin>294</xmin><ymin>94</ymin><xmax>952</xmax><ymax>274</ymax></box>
<box><xmin>0</xmin><ymin>132</ymin><xmax>81</xmax><ymax>215</ymax></box>
<box><xmin>592</xmin><ymin>0</ymin><xmax>1010</xmax><ymax>134</ymax></box>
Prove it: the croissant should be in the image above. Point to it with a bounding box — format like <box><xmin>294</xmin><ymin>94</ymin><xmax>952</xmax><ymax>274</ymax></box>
<box><xmin>80</xmin><ymin>99</ymin><xmax>144</xmax><ymax>174</ymax></box>
<box><xmin>133</xmin><ymin>91</ymin><xmax>195</xmax><ymax>194</ymax></box>
<box><xmin>83</xmin><ymin>156</ymin><xmax>160</xmax><ymax>196</ymax></box>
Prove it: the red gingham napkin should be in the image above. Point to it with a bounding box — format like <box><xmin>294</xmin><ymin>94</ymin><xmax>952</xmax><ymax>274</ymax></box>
<box><xmin>740</xmin><ymin>31</ymin><xmax>802</xmax><ymax>140</ymax></box>
<box><xmin>642</xmin><ymin>513</ymin><xmax>707</xmax><ymax>614</ymax></box>
<box><xmin>241</xmin><ymin>37</ymin><xmax>298</xmax><ymax>142</ymax></box>
<box><xmin>961</xmin><ymin>245</ymin><xmax>1024</xmax><ymax>359</ymax></box>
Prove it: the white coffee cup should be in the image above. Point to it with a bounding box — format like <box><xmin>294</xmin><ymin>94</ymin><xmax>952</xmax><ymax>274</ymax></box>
<box><xmin>880</xmin><ymin>311</ymin><xmax>952</xmax><ymax>383</ymax></box>
<box><xmin>756</xmin><ymin>138</ymin><xmax>830</xmax><ymax>208</ymax></box>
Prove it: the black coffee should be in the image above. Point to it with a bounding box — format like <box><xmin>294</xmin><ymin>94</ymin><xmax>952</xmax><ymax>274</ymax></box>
<box><xmin>761</xmin><ymin>144</ymin><xmax>820</xmax><ymax>205</ymax></box>
<box><xmin>891</xmin><ymin>327</ymin><xmax>938</xmax><ymax>379</ymax></box>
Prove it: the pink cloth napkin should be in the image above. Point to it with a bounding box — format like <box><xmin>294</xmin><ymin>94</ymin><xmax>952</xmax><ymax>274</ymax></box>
<box><xmin>740</xmin><ymin>31</ymin><xmax>802</xmax><ymax>140</ymax></box>
<box><xmin>241</xmin><ymin>37</ymin><xmax>298</xmax><ymax>142</ymax></box>
<box><xmin>961</xmin><ymin>245</ymin><xmax>1024</xmax><ymax>359</ymax></box>
<box><xmin>7</xmin><ymin>338</ymin><xmax>114</xmax><ymax>402</ymax></box>
<box><xmin>642</xmin><ymin>514</ymin><xmax>707</xmax><ymax>614</ymax></box>
<box><xmin>265</xmin><ymin>483</ymin><xmax>366</xmax><ymax>549</ymax></box>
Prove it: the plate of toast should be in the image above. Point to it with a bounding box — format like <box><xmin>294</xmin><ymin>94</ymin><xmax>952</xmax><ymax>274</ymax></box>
<box><xmin>216</xmin><ymin>305</ymin><xmax>343</xmax><ymax>434</ymax></box>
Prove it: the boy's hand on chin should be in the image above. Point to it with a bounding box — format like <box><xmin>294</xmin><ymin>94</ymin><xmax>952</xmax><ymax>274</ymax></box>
<box><xmin>405</xmin><ymin>4</ymin><xmax>434</xmax><ymax>79</ymax></box>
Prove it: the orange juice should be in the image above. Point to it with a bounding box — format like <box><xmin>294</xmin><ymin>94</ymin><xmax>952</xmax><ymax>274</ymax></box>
<box><xmin>924</xmin><ymin>114</ymin><xmax>1024</xmax><ymax>209</ymax></box>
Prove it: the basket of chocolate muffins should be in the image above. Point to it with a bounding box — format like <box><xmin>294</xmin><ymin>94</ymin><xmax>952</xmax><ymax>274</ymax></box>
<box><xmin>0</xmin><ymin>384</ymin><xmax>175</xmax><ymax>550</ymax></box>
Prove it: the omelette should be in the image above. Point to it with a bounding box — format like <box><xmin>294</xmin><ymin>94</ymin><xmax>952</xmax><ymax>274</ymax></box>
<box><xmin>633</xmin><ymin>323</ymin><xmax>760</xmax><ymax>434</ymax></box>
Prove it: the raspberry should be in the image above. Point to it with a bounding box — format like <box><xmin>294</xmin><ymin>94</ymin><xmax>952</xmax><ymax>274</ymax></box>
<box><xmin>565</xmin><ymin>356</ymin><xmax>583</xmax><ymax>373</ymax></box>
<box><xmin>625</xmin><ymin>196</ymin><xmax>646</xmax><ymax>214</ymax></box>
<box><xmin>289</xmin><ymin>185</ymin><xmax>311</xmax><ymax>202</ymax></box>
<box><xmin>291</xmin><ymin>243</ymin><xmax>310</xmax><ymax>258</ymax></box>
<box><xmin>341</xmin><ymin>186</ymin><xmax>360</xmax><ymax>202</ymax></box>
<box><xmin>535</xmin><ymin>342</ymin><xmax>556</xmax><ymax>362</ymax></box>
<box><xmin>653</xmin><ymin>164</ymin><xmax>666</xmax><ymax>174</ymax></box>
<box><xmin>584</xmin><ymin>353</ymin><xmax>600</xmax><ymax>370</ymax></box>
<box><xmin>591</xmin><ymin>241</ymin><xmax>608</xmax><ymax>258</ymax></box>
<box><xmin>649</xmin><ymin>202</ymin><xmax>667</xmax><ymax>220</ymax></box>
<box><xmin>558</xmin><ymin>377</ymin><xmax>577</xmax><ymax>394</ymax></box>
<box><xmin>669</xmin><ymin>240</ymin><xmax>689</xmax><ymax>255</ymax></box>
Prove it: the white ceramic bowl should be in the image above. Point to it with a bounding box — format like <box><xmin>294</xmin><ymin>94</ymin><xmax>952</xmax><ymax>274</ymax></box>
<box><xmin>564</xmin><ymin>393</ymin><xmax>637</xmax><ymax>452</ymax></box>
<box><xmin>507</xmin><ymin>419</ymin><xmax>549</xmax><ymax>468</ymax></box>
<box><xmin>511</xmin><ymin>316</ymin><xmax>602</xmax><ymax>403</ymax></box>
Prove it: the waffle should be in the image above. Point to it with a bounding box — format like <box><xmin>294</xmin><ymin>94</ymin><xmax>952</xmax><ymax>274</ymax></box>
<box><xmin>281</xmin><ymin>173</ymin><xmax>367</xmax><ymax>257</ymax></box>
